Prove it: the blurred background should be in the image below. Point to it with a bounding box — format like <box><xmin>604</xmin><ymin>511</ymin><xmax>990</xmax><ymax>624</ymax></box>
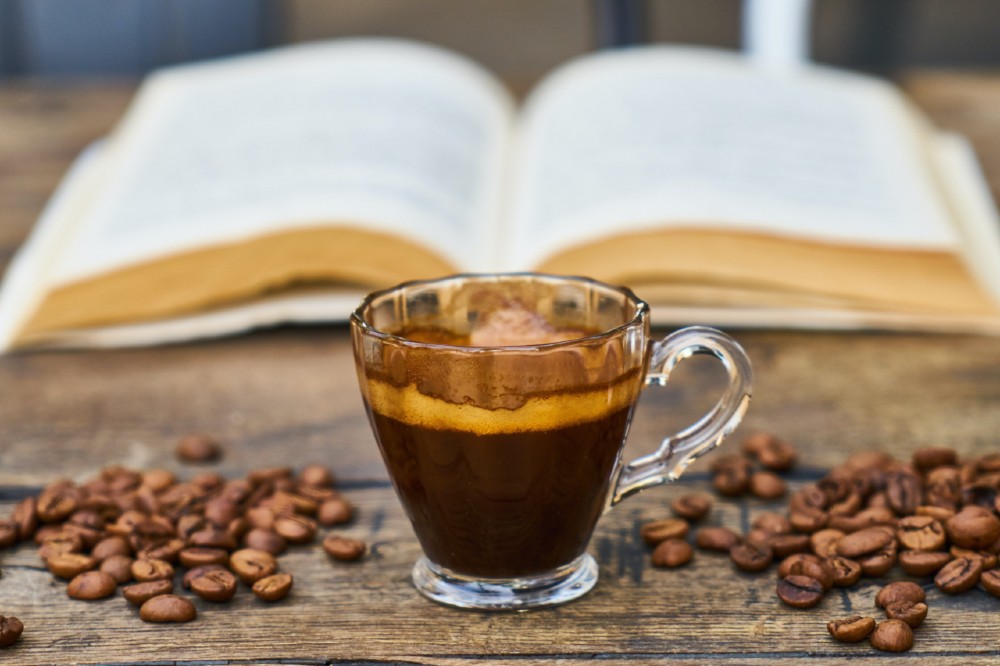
<box><xmin>2</xmin><ymin>0</ymin><xmax>1000</xmax><ymax>84</ymax></box>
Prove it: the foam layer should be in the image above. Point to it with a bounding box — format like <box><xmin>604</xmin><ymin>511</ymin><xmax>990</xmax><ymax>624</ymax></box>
<box><xmin>365</xmin><ymin>375</ymin><xmax>640</xmax><ymax>435</ymax></box>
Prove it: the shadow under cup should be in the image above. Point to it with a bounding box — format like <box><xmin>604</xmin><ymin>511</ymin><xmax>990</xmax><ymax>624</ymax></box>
<box><xmin>351</xmin><ymin>274</ymin><xmax>650</xmax><ymax>609</ymax></box>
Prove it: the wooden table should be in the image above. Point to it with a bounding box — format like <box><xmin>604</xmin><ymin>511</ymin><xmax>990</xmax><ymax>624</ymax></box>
<box><xmin>3</xmin><ymin>74</ymin><xmax>1000</xmax><ymax>665</ymax></box>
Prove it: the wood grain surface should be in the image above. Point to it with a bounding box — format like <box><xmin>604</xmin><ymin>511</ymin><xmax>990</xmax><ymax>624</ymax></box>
<box><xmin>2</xmin><ymin>73</ymin><xmax>1000</xmax><ymax>664</ymax></box>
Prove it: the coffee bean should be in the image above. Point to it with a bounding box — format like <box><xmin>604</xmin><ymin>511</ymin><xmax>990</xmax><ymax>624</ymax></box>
<box><xmin>0</xmin><ymin>615</ymin><xmax>24</xmax><ymax>648</ymax></box>
<box><xmin>230</xmin><ymin>548</ymin><xmax>278</xmax><ymax>584</ymax></box>
<box><xmin>140</xmin><ymin>595</ymin><xmax>197</xmax><ymax>623</ymax></box>
<box><xmin>836</xmin><ymin>528</ymin><xmax>894</xmax><ymax>559</ymax></box>
<box><xmin>204</xmin><ymin>497</ymin><xmax>240</xmax><ymax>528</ymax></box>
<box><xmin>671</xmin><ymin>494</ymin><xmax>712</xmax><ymax>521</ymax></box>
<box><xmin>730</xmin><ymin>541</ymin><xmax>772</xmax><ymax>572</ymax></box>
<box><xmin>777</xmin><ymin>553</ymin><xmax>823</xmax><ymax>577</ymax></box>
<box><xmin>191</xmin><ymin>569</ymin><xmax>238</xmax><ymax>602</ymax></box>
<box><xmin>743</xmin><ymin>433</ymin><xmax>798</xmax><ymax>471</ymax></box>
<box><xmin>915</xmin><ymin>505</ymin><xmax>955</xmax><ymax>522</ymax></box>
<box><xmin>713</xmin><ymin>466</ymin><xmax>750</xmax><ymax>497</ymax></box>
<box><xmin>91</xmin><ymin>536</ymin><xmax>131</xmax><ymax>562</ymax></box>
<box><xmin>885</xmin><ymin>601</ymin><xmax>928</xmax><ymax>628</ymax></box>
<box><xmin>131</xmin><ymin>558</ymin><xmax>174</xmax><ymax>582</ymax></box>
<box><xmin>651</xmin><ymin>538</ymin><xmax>693</xmax><ymax>568</ymax></box>
<box><xmin>138</xmin><ymin>538</ymin><xmax>184</xmax><ymax>564</ymax></box>
<box><xmin>981</xmin><ymin>569</ymin><xmax>1000</xmax><ymax>598</ymax></box>
<box><xmin>695</xmin><ymin>526</ymin><xmax>741</xmax><ymax>552</ymax></box>
<box><xmin>749</xmin><ymin>471</ymin><xmax>786</xmax><ymax>500</ymax></box>
<box><xmin>810</xmin><ymin>529</ymin><xmax>844</xmax><ymax>558</ymax></box>
<box><xmin>0</xmin><ymin>522</ymin><xmax>17</xmax><ymax>549</ymax></box>
<box><xmin>870</xmin><ymin>619</ymin><xmax>913</xmax><ymax>652</ymax></box>
<box><xmin>38</xmin><ymin>531</ymin><xmax>84</xmax><ymax>560</ymax></box>
<box><xmin>273</xmin><ymin>515</ymin><xmax>317</xmax><ymax>544</ymax></box>
<box><xmin>317</xmin><ymin>498</ymin><xmax>354</xmax><ymax>526</ymax></box>
<box><xmin>122</xmin><ymin>579</ymin><xmax>174</xmax><ymax>606</ymax></box>
<box><xmin>875</xmin><ymin>581</ymin><xmax>925</xmax><ymax>608</ymax></box>
<box><xmin>779</xmin><ymin>556</ymin><xmax>833</xmax><ymax>591</ymax></box>
<box><xmin>640</xmin><ymin>519</ymin><xmax>689</xmax><ymax>546</ymax></box>
<box><xmin>935</xmin><ymin>556</ymin><xmax>983</xmax><ymax>594</ymax></box>
<box><xmin>897</xmin><ymin>516</ymin><xmax>946</xmax><ymax>551</ymax></box>
<box><xmin>789</xmin><ymin>508</ymin><xmax>827</xmax><ymax>534</ymax></box>
<box><xmin>46</xmin><ymin>552</ymin><xmax>97</xmax><ymax>580</ymax></box>
<box><xmin>187</xmin><ymin>528</ymin><xmax>237</xmax><ymax>551</ymax></box>
<box><xmin>898</xmin><ymin>550</ymin><xmax>952</xmax><ymax>577</ymax></box>
<box><xmin>950</xmin><ymin>546</ymin><xmax>998</xmax><ymax>569</ymax></box>
<box><xmin>13</xmin><ymin>497</ymin><xmax>37</xmax><ymax>541</ymax></box>
<box><xmin>244</xmin><ymin>528</ymin><xmax>287</xmax><ymax>555</ymax></box>
<box><xmin>99</xmin><ymin>555</ymin><xmax>135</xmax><ymax>584</ymax></box>
<box><xmin>176</xmin><ymin>547</ymin><xmax>228</xmax><ymax>568</ymax></box>
<box><xmin>182</xmin><ymin>564</ymin><xmax>228</xmax><ymax>590</ymax></box>
<box><xmin>946</xmin><ymin>508</ymin><xmax>1000</xmax><ymax>549</ymax></box>
<box><xmin>776</xmin><ymin>574</ymin><xmax>824</xmax><ymax>608</ymax></box>
<box><xmin>752</xmin><ymin>512</ymin><xmax>791</xmax><ymax>535</ymax></box>
<box><xmin>252</xmin><ymin>572</ymin><xmax>294</xmax><ymax>602</ymax></box>
<box><xmin>825</xmin><ymin>556</ymin><xmax>862</xmax><ymax>587</ymax></box>
<box><xmin>323</xmin><ymin>535</ymin><xmax>367</xmax><ymax>562</ymax></box>
<box><xmin>790</xmin><ymin>485</ymin><xmax>827</xmax><ymax>513</ymax></box>
<box><xmin>36</xmin><ymin>487</ymin><xmax>78</xmax><ymax>524</ymax></box>
<box><xmin>859</xmin><ymin>542</ymin><xmax>898</xmax><ymax>577</ymax></box>
<box><xmin>886</xmin><ymin>470</ymin><xmax>921</xmax><ymax>517</ymax></box>
<box><xmin>67</xmin><ymin>570</ymin><xmax>116</xmax><ymax>600</ymax></box>
<box><xmin>176</xmin><ymin>434</ymin><xmax>222</xmax><ymax>463</ymax></box>
<box><xmin>913</xmin><ymin>447</ymin><xmax>957</xmax><ymax>472</ymax></box>
<box><xmin>768</xmin><ymin>534</ymin><xmax>810</xmax><ymax>558</ymax></box>
<box><xmin>827</xmin><ymin>615</ymin><xmax>875</xmax><ymax>643</ymax></box>
<box><xmin>828</xmin><ymin>507</ymin><xmax>896</xmax><ymax>533</ymax></box>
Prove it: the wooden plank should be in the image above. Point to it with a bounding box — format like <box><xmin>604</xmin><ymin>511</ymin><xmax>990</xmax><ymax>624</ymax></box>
<box><xmin>3</xmin><ymin>482</ymin><xmax>1000</xmax><ymax>665</ymax></box>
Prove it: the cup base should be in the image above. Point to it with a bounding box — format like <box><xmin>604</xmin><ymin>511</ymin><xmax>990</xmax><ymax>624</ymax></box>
<box><xmin>411</xmin><ymin>554</ymin><xmax>598</xmax><ymax>611</ymax></box>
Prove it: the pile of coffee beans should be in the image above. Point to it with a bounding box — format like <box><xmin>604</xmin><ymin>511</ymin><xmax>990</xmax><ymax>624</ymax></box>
<box><xmin>644</xmin><ymin>435</ymin><xmax>1000</xmax><ymax>653</ymax></box>
<box><xmin>0</xmin><ymin>448</ymin><xmax>367</xmax><ymax>642</ymax></box>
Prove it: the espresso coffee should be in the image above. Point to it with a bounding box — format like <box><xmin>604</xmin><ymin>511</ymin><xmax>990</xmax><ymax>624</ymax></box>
<box><xmin>367</xmin><ymin>324</ymin><xmax>639</xmax><ymax>578</ymax></box>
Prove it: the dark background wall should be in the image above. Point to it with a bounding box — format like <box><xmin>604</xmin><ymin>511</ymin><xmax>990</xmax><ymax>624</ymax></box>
<box><xmin>1</xmin><ymin>0</ymin><xmax>999</xmax><ymax>80</ymax></box>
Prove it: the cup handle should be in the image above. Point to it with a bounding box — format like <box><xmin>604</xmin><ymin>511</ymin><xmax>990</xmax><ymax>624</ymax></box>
<box><xmin>608</xmin><ymin>326</ymin><xmax>753</xmax><ymax>507</ymax></box>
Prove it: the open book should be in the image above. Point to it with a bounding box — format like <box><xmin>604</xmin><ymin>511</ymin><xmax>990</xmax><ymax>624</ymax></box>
<box><xmin>3</xmin><ymin>39</ymin><xmax>1000</xmax><ymax>349</ymax></box>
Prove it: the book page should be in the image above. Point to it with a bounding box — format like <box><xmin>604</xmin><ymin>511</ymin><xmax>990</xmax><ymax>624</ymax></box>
<box><xmin>506</xmin><ymin>47</ymin><xmax>960</xmax><ymax>269</ymax></box>
<box><xmin>50</xmin><ymin>39</ymin><xmax>513</xmax><ymax>285</ymax></box>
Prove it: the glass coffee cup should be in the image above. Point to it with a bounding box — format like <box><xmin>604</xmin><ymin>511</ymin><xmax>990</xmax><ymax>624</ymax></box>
<box><xmin>351</xmin><ymin>273</ymin><xmax>752</xmax><ymax>610</ymax></box>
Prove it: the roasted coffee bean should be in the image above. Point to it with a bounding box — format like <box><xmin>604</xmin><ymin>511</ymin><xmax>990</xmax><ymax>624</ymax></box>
<box><xmin>946</xmin><ymin>508</ymin><xmax>1000</xmax><ymax>549</ymax></box>
<box><xmin>915</xmin><ymin>505</ymin><xmax>955</xmax><ymax>522</ymax></box>
<box><xmin>828</xmin><ymin>507</ymin><xmax>896</xmax><ymax>533</ymax></box>
<box><xmin>651</xmin><ymin>538</ymin><xmax>693</xmax><ymax>568</ymax></box>
<box><xmin>749</xmin><ymin>471</ymin><xmax>786</xmax><ymax>500</ymax></box>
<box><xmin>188</xmin><ymin>528</ymin><xmax>237</xmax><ymax>551</ymax></box>
<box><xmin>870</xmin><ymin>619</ymin><xmax>913</xmax><ymax>652</ymax></box>
<box><xmin>248</xmin><ymin>466</ymin><xmax>293</xmax><ymax>485</ymax></box>
<box><xmin>671</xmin><ymin>494</ymin><xmax>712</xmax><ymax>521</ymax></box>
<box><xmin>140</xmin><ymin>595</ymin><xmax>196</xmax><ymax>623</ymax></box>
<box><xmin>0</xmin><ymin>615</ymin><xmax>24</xmax><ymax>648</ymax></box>
<box><xmin>730</xmin><ymin>541</ymin><xmax>772</xmax><ymax>572</ymax></box>
<box><xmin>36</xmin><ymin>487</ymin><xmax>78</xmax><ymax>524</ymax></box>
<box><xmin>138</xmin><ymin>539</ymin><xmax>184</xmax><ymax>564</ymax></box>
<box><xmin>13</xmin><ymin>497</ymin><xmax>38</xmax><ymax>541</ymax></box>
<box><xmin>819</xmin><ymin>556</ymin><xmax>858</xmax><ymax>587</ymax></box>
<box><xmin>828</xmin><ymin>493</ymin><xmax>863</xmax><ymax>517</ymax></box>
<box><xmin>323</xmin><ymin>535</ymin><xmax>367</xmax><ymax>562</ymax></box>
<box><xmin>204</xmin><ymin>497</ymin><xmax>240</xmax><ymax>528</ymax></box>
<box><xmin>123</xmin><ymin>579</ymin><xmax>174</xmax><ymax>606</ymax></box>
<box><xmin>827</xmin><ymin>615</ymin><xmax>875</xmax><ymax>643</ymax></box>
<box><xmin>91</xmin><ymin>536</ymin><xmax>131</xmax><ymax>562</ymax></box>
<box><xmin>0</xmin><ymin>522</ymin><xmax>17</xmax><ymax>548</ymax></box>
<box><xmin>695</xmin><ymin>526</ymin><xmax>741</xmax><ymax>552</ymax></box>
<box><xmin>317</xmin><ymin>498</ymin><xmax>354</xmax><ymax>527</ymax></box>
<box><xmin>776</xmin><ymin>574</ymin><xmax>824</xmax><ymax>608</ymax></box>
<box><xmin>780</xmin><ymin>556</ymin><xmax>833</xmax><ymax>591</ymax></box>
<box><xmin>768</xmin><ymin>534</ymin><xmax>810</xmax><ymax>558</ymax></box>
<box><xmin>743</xmin><ymin>433</ymin><xmax>797</xmax><ymax>471</ymax></box>
<box><xmin>176</xmin><ymin>434</ymin><xmax>222</xmax><ymax>463</ymax></box>
<box><xmin>141</xmin><ymin>468</ymin><xmax>176</xmax><ymax>493</ymax></box>
<box><xmin>752</xmin><ymin>512</ymin><xmax>791</xmax><ymax>535</ymax></box>
<box><xmin>191</xmin><ymin>569</ymin><xmax>238</xmax><ymax>602</ymax></box>
<box><xmin>246</xmin><ymin>507</ymin><xmax>276</xmax><ymax>530</ymax></box>
<box><xmin>131</xmin><ymin>558</ymin><xmax>174</xmax><ymax>582</ymax></box>
<box><xmin>273</xmin><ymin>515</ymin><xmax>317</xmax><ymax>544</ymax></box>
<box><xmin>183</xmin><ymin>564</ymin><xmax>228</xmax><ymax>590</ymax></box>
<box><xmin>897</xmin><ymin>515</ymin><xmax>946</xmax><ymax>551</ymax></box>
<box><xmin>244</xmin><ymin>528</ymin><xmax>287</xmax><ymax>555</ymax></box>
<box><xmin>713</xmin><ymin>466</ymin><xmax>750</xmax><ymax>497</ymax></box>
<box><xmin>252</xmin><ymin>572</ymin><xmax>294</xmax><ymax>601</ymax></box>
<box><xmin>640</xmin><ymin>519</ymin><xmax>689</xmax><ymax>546</ymax></box>
<box><xmin>875</xmin><ymin>581</ymin><xmax>925</xmax><ymax>608</ymax></box>
<box><xmin>789</xmin><ymin>508</ymin><xmax>827</xmax><ymax>534</ymax></box>
<box><xmin>898</xmin><ymin>550</ymin><xmax>952</xmax><ymax>576</ymax></box>
<box><xmin>912</xmin><ymin>447</ymin><xmax>957</xmax><ymax>472</ymax></box>
<box><xmin>777</xmin><ymin>553</ymin><xmax>823</xmax><ymax>577</ymax></box>
<box><xmin>981</xmin><ymin>569</ymin><xmax>1000</xmax><ymax>598</ymax></box>
<box><xmin>885</xmin><ymin>601</ymin><xmax>928</xmax><ymax>628</ymax></box>
<box><xmin>67</xmin><ymin>570</ymin><xmax>116</xmax><ymax>600</ymax></box>
<box><xmin>179</xmin><ymin>547</ymin><xmax>229</xmax><ymax>568</ymax></box>
<box><xmin>836</xmin><ymin>527</ymin><xmax>894</xmax><ymax>559</ymax></box>
<box><xmin>859</xmin><ymin>542</ymin><xmax>897</xmax><ymax>577</ymax></box>
<box><xmin>230</xmin><ymin>548</ymin><xmax>278</xmax><ymax>584</ymax></box>
<box><xmin>38</xmin><ymin>531</ymin><xmax>84</xmax><ymax>560</ymax></box>
<box><xmin>950</xmin><ymin>546</ymin><xmax>998</xmax><ymax>569</ymax></box>
<box><xmin>810</xmin><ymin>529</ymin><xmax>844</xmax><ymax>558</ymax></box>
<box><xmin>935</xmin><ymin>556</ymin><xmax>983</xmax><ymax>594</ymax></box>
<box><xmin>100</xmin><ymin>555</ymin><xmax>135</xmax><ymax>584</ymax></box>
<box><xmin>46</xmin><ymin>552</ymin><xmax>97</xmax><ymax>580</ymax></box>
<box><xmin>885</xmin><ymin>470</ymin><xmax>921</xmax><ymax>517</ymax></box>
<box><xmin>298</xmin><ymin>464</ymin><xmax>334</xmax><ymax>489</ymax></box>
<box><xmin>790</xmin><ymin>485</ymin><xmax>827</xmax><ymax>513</ymax></box>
